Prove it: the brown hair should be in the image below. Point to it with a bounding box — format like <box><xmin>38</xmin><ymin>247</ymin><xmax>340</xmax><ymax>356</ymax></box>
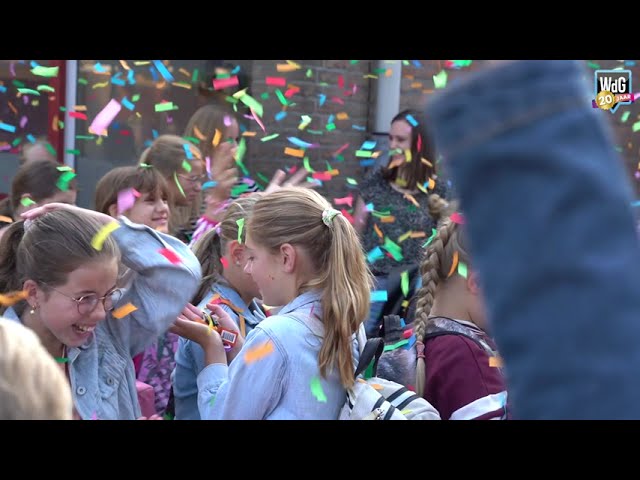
<box><xmin>10</xmin><ymin>159</ymin><xmax>77</xmax><ymax>214</ymax></box>
<box><xmin>94</xmin><ymin>165</ymin><xmax>170</xmax><ymax>215</ymax></box>
<box><xmin>413</xmin><ymin>194</ymin><xmax>468</xmax><ymax>397</ymax></box>
<box><xmin>381</xmin><ymin>109</ymin><xmax>436</xmax><ymax>191</ymax></box>
<box><xmin>0</xmin><ymin>318</ymin><xmax>73</xmax><ymax>419</ymax></box>
<box><xmin>19</xmin><ymin>137</ymin><xmax>57</xmax><ymax>165</ymax></box>
<box><xmin>0</xmin><ymin>209</ymin><xmax>119</xmax><ymax>316</ymax></box>
<box><xmin>139</xmin><ymin>134</ymin><xmax>204</xmax><ymax>236</ymax></box>
<box><xmin>247</xmin><ymin>187</ymin><xmax>373</xmax><ymax>388</ymax></box>
<box><xmin>191</xmin><ymin>194</ymin><xmax>260</xmax><ymax>305</ymax></box>
<box><xmin>183</xmin><ymin>103</ymin><xmax>240</xmax><ymax>163</ymax></box>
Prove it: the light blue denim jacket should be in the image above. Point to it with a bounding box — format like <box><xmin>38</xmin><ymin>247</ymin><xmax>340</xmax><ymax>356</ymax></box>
<box><xmin>4</xmin><ymin>216</ymin><xmax>201</xmax><ymax>420</ymax></box>
<box><xmin>173</xmin><ymin>282</ymin><xmax>265</xmax><ymax>420</ymax></box>
<box><xmin>426</xmin><ymin>60</ymin><xmax>640</xmax><ymax>419</ymax></box>
<box><xmin>197</xmin><ymin>290</ymin><xmax>361</xmax><ymax>419</ymax></box>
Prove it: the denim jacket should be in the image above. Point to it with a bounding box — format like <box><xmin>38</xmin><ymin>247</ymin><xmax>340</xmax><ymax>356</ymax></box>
<box><xmin>196</xmin><ymin>290</ymin><xmax>361</xmax><ymax>419</ymax></box>
<box><xmin>173</xmin><ymin>282</ymin><xmax>265</xmax><ymax>420</ymax></box>
<box><xmin>4</xmin><ymin>216</ymin><xmax>201</xmax><ymax>420</ymax></box>
<box><xmin>426</xmin><ymin>60</ymin><xmax>640</xmax><ymax>419</ymax></box>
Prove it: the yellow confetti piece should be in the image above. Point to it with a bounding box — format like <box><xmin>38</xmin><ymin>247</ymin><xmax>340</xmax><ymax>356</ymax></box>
<box><xmin>404</xmin><ymin>149</ymin><xmax>412</xmax><ymax>163</ymax></box>
<box><xmin>336</xmin><ymin>112</ymin><xmax>349</xmax><ymax>120</ymax></box>
<box><xmin>91</xmin><ymin>222</ymin><xmax>120</xmax><ymax>251</ymax></box>
<box><xmin>244</xmin><ymin>340</ymin><xmax>275</xmax><ymax>364</ymax></box>
<box><xmin>447</xmin><ymin>251</ymin><xmax>459</xmax><ymax>278</ymax></box>
<box><xmin>489</xmin><ymin>356</ymin><xmax>503</xmax><ymax>368</ymax></box>
<box><xmin>398</xmin><ymin>231</ymin><xmax>413</xmax><ymax>243</ymax></box>
<box><xmin>411</xmin><ymin>82</ymin><xmax>423</xmax><ymax>89</ymax></box>
<box><xmin>277</xmin><ymin>63</ymin><xmax>300</xmax><ymax>72</ymax></box>
<box><xmin>112</xmin><ymin>302</ymin><xmax>138</xmax><ymax>319</ymax></box>
<box><xmin>92</xmin><ymin>81</ymin><xmax>109</xmax><ymax>89</ymax></box>
<box><xmin>421</xmin><ymin>157</ymin><xmax>433</xmax><ymax>167</ymax></box>
<box><xmin>0</xmin><ymin>290</ymin><xmax>28</xmax><ymax>306</ymax></box>
<box><xmin>284</xmin><ymin>147</ymin><xmax>305</xmax><ymax>158</ymax></box>
<box><xmin>380</xmin><ymin>216</ymin><xmax>396</xmax><ymax>224</ymax></box>
<box><xmin>212</xmin><ymin>128</ymin><xmax>221</xmax><ymax>147</ymax></box>
<box><xmin>73</xmin><ymin>105</ymin><xmax>87</xmax><ymax>111</ymax></box>
<box><xmin>400</xmin><ymin>409</ymin><xmax>413</xmax><ymax>415</ymax></box>
<box><xmin>242</xmin><ymin>131</ymin><xmax>257</xmax><ymax>137</ymax></box>
<box><xmin>119</xmin><ymin>60</ymin><xmax>131</xmax><ymax>70</ymax></box>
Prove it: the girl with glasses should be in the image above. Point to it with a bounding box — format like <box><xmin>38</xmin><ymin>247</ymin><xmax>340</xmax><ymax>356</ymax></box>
<box><xmin>0</xmin><ymin>202</ymin><xmax>201</xmax><ymax>420</ymax></box>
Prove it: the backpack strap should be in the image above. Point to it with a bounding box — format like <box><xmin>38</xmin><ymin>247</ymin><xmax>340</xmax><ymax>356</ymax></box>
<box><xmin>353</xmin><ymin>336</ymin><xmax>384</xmax><ymax>379</ymax></box>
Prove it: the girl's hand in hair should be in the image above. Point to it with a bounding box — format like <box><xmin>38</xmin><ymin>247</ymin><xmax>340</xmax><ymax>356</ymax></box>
<box><xmin>20</xmin><ymin>202</ymin><xmax>114</xmax><ymax>225</ymax></box>
<box><xmin>137</xmin><ymin>414</ymin><xmax>163</xmax><ymax>420</ymax></box>
<box><xmin>265</xmin><ymin>167</ymin><xmax>319</xmax><ymax>194</ymax></box>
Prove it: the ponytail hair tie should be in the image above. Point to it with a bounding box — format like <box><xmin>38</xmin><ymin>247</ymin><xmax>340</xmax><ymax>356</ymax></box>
<box><xmin>322</xmin><ymin>208</ymin><xmax>341</xmax><ymax>227</ymax></box>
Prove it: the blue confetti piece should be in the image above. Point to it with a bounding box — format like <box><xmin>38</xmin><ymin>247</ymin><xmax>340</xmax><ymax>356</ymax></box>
<box><xmin>287</xmin><ymin>137</ymin><xmax>313</xmax><ymax>149</ymax></box>
<box><xmin>352</xmin><ymin>125</ymin><xmax>366</xmax><ymax>131</ymax></box>
<box><xmin>30</xmin><ymin>61</ymin><xmax>40</xmax><ymax>68</ymax></box>
<box><xmin>361</xmin><ymin>140</ymin><xmax>377</xmax><ymax>150</ymax></box>
<box><xmin>318</xmin><ymin>94</ymin><xmax>326</xmax><ymax>107</ymax></box>
<box><xmin>149</xmin><ymin>66</ymin><xmax>158</xmax><ymax>82</ymax></box>
<box><xmin>111</xmin><ymin>78</ymin><xmax>126</xmax><ymax>86</ymax></box>
<box><xmin>360</xmin><ymin>159</ymin><xmax>375</xmax><ymax>167</ymax></box>
<box><xmin>239</xmin><ymin>124</ymin><xmax>247</xmax><ymax>133</ymax></box>
<box><xmin>144</xmin><ymin>140</ymin><xmax>153</xmax><ymax>148</ymax></box>
<box><xmin>183</xmin><ymin>143</ymin><xmax>193</xmax><ymax>159</ymax></box>
<box><xmin>400</xmin><ymin>318</ymin><xmax>406</xmax><ymax>327</ymax></box>
<box><xmin>405</xmin><ymin>334</ymin><xmax>417</xmax><ymax>350</ymax></box>
<box><xmin>94</xmin><ymin>62</ymin><xmax>106</xmax><ymax>73</ymax></box>
<box><xmin>365</xmin><ymin>203</ymin><xmax>374</xmax><ymax>211</ymax></box>
<box><xmin>411</xmin><ymin>60</ymin><xmax>422</xmax><ymax>68</ymax></box>
<box><xmin>405</xmin><ymin>114</ymin><xmax>418</xmax><ymax>127</ymax></box>
<box><xmin>121</xmin><ymin>97</ymin><xmax>135</xmax><ymax>111</ymax></box>
<box><xmin>625</xmin><ymin>61</ymin><xmax>636</xmax><ymax>67</ymax></box>
<box><xmin>153</xmin><ymin>60</ymin><xmax>174</xmax><ymax>82</ymax></box>
<box><xmin>202</xmin><ymin>181</ymin><xmax>218</xmax><ymax>190</ymax></box>
<box><xmin>367</xmin><ymin>246</ymin><xmax>385</xmax><ymax>264</ymax></box>
<box><xmin>26</xmin><ymin>134</ymin><xmax>36</xmax><ymax>143</ymax></box>
<box><xmin>631</xmin><ymin>200</ymin><xmax>640</xmax><ymax>208</ymax></box>
<box><xmin>152</xmin><ymin>129</ymin><xmax>159</xmax><ymax>139</ymax></box>
<box><xmin>127</xmin><ymin>69</ymin><xmax>136</xmax><ymax>85</ymax></box>
<box><xmin>371</xmin><ymin>290</ymin><xmax>388</xmax><ymax>302</ymax></box>
<box><xmin>328</xmin><ymin>114</ymin><xmax>335</xmax><ymax>124</ymax></box>
<box><xmin>0</xmin><ymin>85</ymin><xmax>6</xmax><ymax>93</ymax></box>
<box><xmin>275</xmin><ymin>111</ymin><xmax>287</xmax><ymax>122</ymax></box>
<box><xmin>0</xmin><ymin>122</ymin><xmax>16</xmax><ymax>133</ymax></box>
<box><xmin>231</xmin><ymin>65</ymin><xmax>241</xmax><ymax>75</ymax></box>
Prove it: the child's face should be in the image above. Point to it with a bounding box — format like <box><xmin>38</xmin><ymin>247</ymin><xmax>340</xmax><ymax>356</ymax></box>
<box><xmin>126</xmin><ymin>190</ymin><xmax>170</xmax><ymax>233</ymax></box>
<box><xmin>32</xmin><ymin>258</ymin><xmax>120</xmax><ymax>348</ymax></box>
<box><xmin>388</xmin><ymin>119</ymin><xmax>413</xmax><ymax>165</ymax></box>
<box><xmin>243</xmin><ymin>235</ymin><xmax>285</xmax><ymax>307</ymax></box>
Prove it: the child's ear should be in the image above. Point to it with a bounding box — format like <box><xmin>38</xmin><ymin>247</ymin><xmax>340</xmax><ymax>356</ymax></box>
<box><xmin>228</xmin><ymin>240</ymin><xmax>243</xmax><ymax>266</ymax></box>
<box><xmin>467</xmin><ymin>271</ymin><xmax>482</xmax><ymax>295</ymax></box>
<box><xmin>107</xmin><ymin>203</ymin><xmax>118</xmax><ymax>218</ymax></box>
<box><xmin>280</xmin><ymin>243</ymin><xmax>296</xmax><ymax>274</ymax></box>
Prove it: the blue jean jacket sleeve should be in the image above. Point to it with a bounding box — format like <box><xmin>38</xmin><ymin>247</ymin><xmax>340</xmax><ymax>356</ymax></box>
<box><xmin>197</xmin><ymin>326</ymin><xmax>286</xmax><ymax>419</ymax></box>
<box><xmin>106</xmin><ymin>216</ymin><xmax>202</xmax><ymax>357</ymax></box>
<box><xmin>426</xmin><ymin>60</ymin><xmax>640</xmax><ymax>419</ymax></box>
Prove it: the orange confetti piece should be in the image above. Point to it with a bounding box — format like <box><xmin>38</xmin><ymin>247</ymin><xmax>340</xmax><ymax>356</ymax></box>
<box><xmin>410</xmin><ymin>232</ymin><xmax>426</xmax><ymax>238</ymax></box>
<box><xmin>73</xmin><ymin>105</ymin><xmax>87</xmax><ymax>111</ymax></box>
<box><xmin>336</xmin><ymin>112</ymin><xmax>349</xmax><ymax>120</ymax></box>
<box><xmin>244</xmin><ymin>340</ymin><xmax>275</xmax><ymax>364</ymax></box>
<box><xmin>52</xmin><ymin>114</ymin><xmax>59</xmax><ymax>132</ymax></box>
<box><xmin>284</xmin><ymin>147</ymin><xmax>305</xmax><ymax>158</ymax></box>
<box><xmin>374</xmin><ymin>223</ymin><xmax>383</xmax><ymax>239</ymax></box>
<box><xmin>371</xmin><ymin>383</ymin><xmax>383</xmax><ymax>390</ymax></box>
<box><xmin>112</xmin><ymin>303</ymin><xmax>138</xmax><ymax>319</ymax></box>
<box><xmin>7</xmin><ymin>101</ymin><xmax>17</xmax><ymax>115</ymax></box>
<box><xmin>404</xmin><ymin>193</ymin><xmax>420</xmax><ymax>208</ymax></box>
<box><xmin>428</xmin><ymin>178</ymin><xmax>436</xmax><ymax>190</ymax></box>
<box><xmin>212</xmin><ymin>129</ymin><xmax>221</xmax><ymax>147</ymax></box>
<box><xmin>447</xmin><ymin>251</ymin><xmax>459</xmax><ymax>278</ymax></box>
<box><xmin>388</xmin><ymin>158</ymin><xmax>404</xmax><ymax>169</ymax></box>
<box><xmin>276</xmin><ymin>64</ymin><xmax>300</xmax><ymax>72</ymax></box>
<box><xmin>242</xmin><ymin>131</ymin><xmax>257</xmax><ymax>137</ymax></box>
<box><xmin>0</xmin><ymin>215</ymin><xmax>13</xmax><ymax>223</ymax></box>
<box><xmin>193</xmin><ymin>126</ymin><xmax>206</xmax><ymax>141</ymax></box>
<box><xmin>421</xmin><ymin>157</ymin><xmax>433</xmax><ymax>167</ymax></box>
<box><xmin>489</xmin><ymin>356</ymin><xmax>503</xmax><ymax>368</ymax></box>
<box><xmin>0</xmin><ymin>290</ymin><xmax>28</xmax><ymax>306</ymax></box>
<box><xmin>239</xmin><ymin>315</ymin><xmax>246</xmax><ymax>338</ymax></box>
<box><xmin>411</xmin><ymin>82</ymin><xmax>423</xmax><ymax>88</ymax></box>
<box><xmin>380</xmin><ymin>216</ymin><xmax>396</xmax><ymax>224</ymax></box>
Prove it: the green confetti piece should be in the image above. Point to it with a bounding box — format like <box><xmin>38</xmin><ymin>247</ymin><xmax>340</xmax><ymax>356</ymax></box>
<box><xmin>383</xmin><ymin>236</ymin><xmax>403</xmax><ymax>261</ymax></box>
<box><xmin>231</xmin><ymin>183</ymin><xmax>250</xmax><ymax>197</ymax></box>
<box><xmin>58</xmin><ymin>120</ymin><xmax>64</xmax><ymax>129</ymax></box>
<box><xmin>326</xmin><ymin>123</ymin><xmax>336</xmax><ymax>131</ymax></box>
<box><xmin>587</xmin><ymin>62</ymin><xmax>600</xmax><ymax>69</ymax></box>
<box><xmin>13</xmin><ymin>80</ymin><xmax>25</xmax><ymax>88</ymax></box>
<box><xmin>346</xmin><ymin>177</ymin><xmax>358</xmax><ymax>186</ymax></box>
<box><xmin>17</xmin><ymin>88</ymin><xmax>40</xmax><ymax>96</ymax></box>
<box><xmin>310</xmin><ymin>376</ymin><xmax>327</xmax><ymax>403</ymax></box>
<box><xmin>433</xmin><ymin>70</ymin><xmax>448</xmax><ymax>89</ymax></box>
<box><xmin>183</xmin><ymin>136</ymin><xmax>200</xmax><ymax>144</ymax></box>
<box><xmin>21</xmin><ymin>197</ymin><xmax>36</xmax><ymax>207</ymax></box>
<box><xmin>77</xmin><ymin>78</ymin><xmax>88</xmax><ymax>85</ymax></box>
<box><xmin>236</xmin><ymin>158</ymin><xmax>249</xmax><ymax>176</ymax></box>
<box><xmin>75</xmin><ymin>135</ymin><xmax>95</xmax><ymax>140</ymax></box>
<box><xmin>55</xmin><ymin>357</ymin><xmax>69</xmax><ymax>363</ymax></box>
<box><xmin>235</xmin><ymin>137</ymin><xmax>247</xmax><ymax>165</ymax></box>
<box><xmin>260</xmin><ymin>92</ymin><xmax>270</xmax><ymax>100</ymax></box>
<box><xmin>261</xmin><ymin>133</ymin><xmax>280</xmax><ymax>142</ymax></box>
<box><xmin>325</xmin><ymin>161</ymin><xmax>333</xmax><ymax>171</ymax></box>
<box><xmin>257</xmin><ymin>172</ymin><xmax>269</xmax><ymax>184</ymax></box>
<box><xmin>458</xmin><ymin>262</ymin><xmax>468</xmax><ymax>279</ymax></box>
<box><xmin>423</xmin><ymin>228</ymin><xmax>438</xmax><ymax>248</ymax></box>
<box><xmin>363</xmin><ymin>359</ymin><xmax>375</xmax><ymax>380</ymax></box>
<box><xmin>208</xmin><ymin>395</ymin><xmax>216</xmax><ymax>407</ymax></box>
<box><xmin>275</xmin><ymin>89</ymin><xmax>288</xmax><ymax>106</ymax></box>
<box><xmin>383</xmin><ymin>339</ymin><xmax>409</xmax><ymax>352</ymax></box>
<box><xmin>239</xmin><ymin>93</ymin><xmax>263</xmax><ymax>118</ymax></box>
<box><xmin>31</xmin><ymin>65</ymin><xmax>59</xmax><ymax>77</ymax></box>
<box><xmin>632</xmin><ymin>121</ymin><xmax>640</xmax><ymax>133</ymax></box>
<box><xmin>350</xmin><ymin>60</ymin><xmax>359</xmax><ymax>65</ymax></box>
<box><xmin>371</xmin><ymin>209</ymin><xmax>392</xmax><ymax>218</ymax></box>
<box><xmin>334</xmin><ymin>154</ymin><xmax>345</xmax><ymax>162</ymax></box>
<box><xmin>401</xmin><ymin>270</ymin><xmax>409</xmax><ymax>298</ymax></box>
<box><xmin>236</xmin><ymin>218</ymin><xmax>245</xmax><ymax>243</ymax></box>
<box><xmin>59</xmin><ymin>106</ymin><xmax>67</xmax><ymax>112</ymax></box>
<box><xmin>132</xmin><ymin>94</ymin><xmax>140</xmax><ymax>102</ymax></box>
<box><xmin>307</xmin><ymin>129</ymin><xmax>324</xmax><ymax>135</ymax></box>
<box><xmin>56</xmin><ymin>171</ymin><xmax>77</xmax><ymax>191</ymax></box>
<box><xmin>182</xmin><ymin>160</ymin><xmax>192</xmax><ymax>173</ymax></box>
<box><xmin>306</xmin><ymin>68</ymin><xmax>313</xmax><ymax>77</ymax></box>
<box><xmin>45</xmin><ymin>142</ymin><xmax>56</xmax><ymax>156</ymax></box>
<box><xmin>373</xmin><ymin>68</ymin><xmax>387</xmax><ymax>74</ymax></box>
<box><xmin>64</xmin><ymin>149</ymin><xmax>80</xmax><ymax>156</ymax></box>
<box><xmin>621</xmin><ymin>111</ymin><xmax>631</xmax><ymax>123</ymax></box>
<box><xmin>12</xmin><ymin>137</ymin><xmax>22</xmax><ymax>147</ymax></box>
<box><xmin>355</xmin><ymin>150</ymin><xmax>373</xmax><ymax>158</ymax></box>
<box><xmin>225</xmin><ymin>96</ymin><xmax>239</xmax><ymax>105</ymax></box>
<box><xmin>192</xmin><ymin>69</ymin><xmax>199</xmax><ymax>83</ymax></box>
<box><xmin>155</xmin><ymin>102</ymin><xmax>177</xmax><ymax>112</ymax></box>
<box><xmin>174</xmin><ymin>172</ymin><xmax>186</xmax><ymax>198</ymax></box>
<box><xmin>36</xmin><ymin>85</ymin><xmax>55</xmax><ymax>93</ymax></box>
<box><xmin>163</xmin><ymin>412</ymin><xmax>174</xmax><ymax>420</ymax></box>
<box><xmin>402</xmin><ymin>60</ymin><xmax>410</xmax><ymax>66</ymax></box>
<box><xmin>303</xmin><ymin>157</ymin><xmax>315</xmax><ymax>173</ymax></box>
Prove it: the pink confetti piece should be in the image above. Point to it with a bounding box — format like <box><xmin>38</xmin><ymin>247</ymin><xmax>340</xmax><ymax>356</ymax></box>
<box><xmin>312</xmin><ymin>172</ymin><xmax>332</xmax><ymax>181</ymax></box>
<box><xmin>69</xmin><ymin>111</ymin><xmax>87</xmax><ymax>120</ymax></box>
<box><xmin>284</xmin><ymin>87</ymin><xmax>300</xmax><ymax>98</ymax></box>
<box><xmin>450</xmin><ymin>212</ymin><xmax>466</xmax><ymax>225</ymax></box>
<box><xmin>220</xmin><ymin>257</ymin><xmax>229</xmax><ymax>269</ymax></box>
<box><xmin>340</xmin><ymin>209</ymin><xmax>355</xmax><ymax>224</ymax></box>
<box><xmin>223</xmin><ymin>115</ymin><xmax>232</xmax><ymax>127</ymax></box>
<box><xmin>334</xmin><ymin>195</ymin><xmax>354</xmax><ymax>208</ymax></box>
<box><xmin>205</xmin><ymin>156</ymin><xmax>211</xmax><ymax>176</ymax></box>
<box><xmin>158</xmin><ymin>248</ymin><xmax>181</xmax><ymax>264</ymax></box>
<box><xmin>250</xmin><ymin>107</ymin><xmax>266</xmax><ymax>133</ymax></box>
<box><xmin>213</xmin><ymin>76</ymin><xmax>239</xmax><ymax>90</ymax></box>
<box><xmin>338</xmin><ymin>75</ymin><xmax>345</xmax><ymax>89</ymax></box>
<box><xmin>10</xmin><ymin>62</ymin><xmax>15</xmax><ymax>77</ymax></box>
<box><xmin>91</xmin><ymin>411</ymin><xmax>98</xmax><ymax>420</ymax></box>
<box><xmin>331</xmin><ymin>97</ymin><xmax>345</xmax><ymax>105</ymax></box>
<box><xmin>89</xmin><ymin>99</ymin><xmax>121</xmax><ymax>136</ymax></box>
<box><xmin>334</xmin><ymin>143</ymin><xmax>350</xmax><ymax>156</ymax></box>
<box><xmin>117</xmin><ymin>188</ymin><xmax>138</xmax><ymax>215</ymax></box>
<box><xmin>23</xmin><ymin>95</ymin><xmax>28</xmax><ymax>105</ymax></box>
<box><xmin>265</xmin><ymin>76</ymin><xmax>286</xmax><ymax>87</ymax></box>
<box><xmin>19</xmin><ymin>116</ymin><xmax>28</xmax><ymax>129</ymax></box>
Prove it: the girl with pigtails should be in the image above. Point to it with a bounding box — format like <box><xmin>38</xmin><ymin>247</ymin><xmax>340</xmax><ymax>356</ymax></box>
<box><xmin>377</xmin><ymin>194</ymin><xmax>510</xmax><ymax>420</ymax></box>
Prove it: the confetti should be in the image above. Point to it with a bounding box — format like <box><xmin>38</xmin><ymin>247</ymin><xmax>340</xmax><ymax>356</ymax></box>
<box><xmin>220</xmin><ymin>257</ymin><xmax>229</xmax><ymax>269</ymax></box>
<box><xmin>174</xmin><ymin>172</ymin><xmax>186</xmax><ymax>198</ymax></box>
<box><xmin>450</xmin><ymin>212</ymin><xmax>465</xmax><ymax>224</ymax></box>
<box><xmin>112</xmin><ymin>302</ymin><xmax>138</xmax><ymax>319</ymax></box>
<box><xmin>433</xmin><ymin>70</ymin><xmax>448</xmax><ymax>89</ymax></box>
<box><xmin>284</xmin><ymin>147</ymin><xmax>305</xmax><ymax>158</ymax></box>
<box><xmin>158</xmin><ymin>248</ymin><xmax>181</xmax><ymax>264</ymax></box>
<box><xmin>0</xmin><ymin>290</ymin><xmax>28</xmax><ymax>306</ymax></box>
<box><xmin>236</xmin><ymin>218</ymin><xmax>245</xmax><ymax>243</ymax></box>
<box><xmin>0</xmin><ymin>215</ymin><xmax>13</xmax><ymax>224</ymax></box>
<box><xmin>89</xmin><ymin>99</ymin><xmax>121</xmax><ymax>136</ymax></box>
<box><xmin>401</xmin><ymin>270</ymin><xmax>410</xmax><ymax>297</ymax></box>
<box><xmin>265</xmin><ymin>76</ymin><xmax>286</xmax><ymax>87</ymax></box>
<box><xmin>117</xmin><ymin>188</ymin><xmax>139</xmax><ymax>215</ymax></box>
<box><xmin>213</xmin><ymin>76</ymin><xmax>239</xmax><ymax>90</ymax></box>
<box><xmin>310</xmin><ymin>376</ymin><xmax>327</xmax><ymax>403</ymax></box>
<box><xmin>489</xmin><ymin>356</ymin><xmax>503</xmax><ymax>368</ymax></box>
<box><xmin>56</xmin><ymin>171</ymin><xmax>76</xmax><ymax>191</ymax></box>
<box><xmin>458</xmin><ymin>262</ymin><xmax>468</xmax><ymax>279</ymax></box>
<box><xmin>371</xmin><ymin>290</ymin><xmax>388</xmax><ymax>302</ymax></box>
<box><xmin>244</xmin><ymin>340</ymin><xmax>275</xmax><ymax>363</ymax></box>
<box><xmin>152</xmin><ymin>60</ymin><xmax>174</xmax><ymax>82</ymax></box>
<box><xmin>155</xmin><ymin>102</ymin><xmax>177</xmax><ymax>112</ymax></box>
<box><xmin>447</xmin><ymin>251</ymin><xmax>460</xmax><ymax>278</ymax></box>
<box><xmin>91</xmin><ymin>222</ymin><xmax>121</xmax><ymax>251</ymax></box>
<box><xmin>0</xmin><ymin>122</ymin><xmax>16</xmax><ymax>133</ymax></box>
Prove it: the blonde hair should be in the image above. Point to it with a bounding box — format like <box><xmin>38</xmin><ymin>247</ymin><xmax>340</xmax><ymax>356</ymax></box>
<box><xmin>413</xmin><ymin>194</ymin><xmax>468</xmax><ymax>398</ymax></box>
<box><xmin>139</xmin><ymin>134</ymin><xmax>203</xmax><ymax>235</ymax></box>
<box><xmin>0</xmin><ymin>318</ymin><xmax>73</xmax><ymax>419</ymax></box>
<box><xmin>191</xmin><ymin>194</ymin><xmax>260</xmax><ymax>305</ymax></box>
<box><xmin>247</xmin><ymin>187</ymin><xmax>373</xmax><ymax>388</ymax></box>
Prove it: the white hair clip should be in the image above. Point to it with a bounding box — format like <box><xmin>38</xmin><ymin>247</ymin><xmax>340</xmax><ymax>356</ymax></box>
<box><xmin>322</xmin><ymin>208</ymin><xmax>341</xmax><ymax>227</ymax></box>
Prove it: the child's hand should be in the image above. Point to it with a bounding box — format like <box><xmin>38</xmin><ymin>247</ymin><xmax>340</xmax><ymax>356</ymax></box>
<box><xmin>20</xmin><ymin>202</ymin><xmax>114</xmax><ymax>225</ymax></box>
<box><xmin>264</xmin><ymin>167</ymin><xmax>318</xmax><ymax>193</ymax></box>
<box><xmin>169</xmin><ymin>304</ymin><xmax>228</xmax><ymax>365</ymax></box>
<box><xmin>137</xmin><ymin>414</ymin><xmax>163</xmax><ymax>420</ymax></box>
